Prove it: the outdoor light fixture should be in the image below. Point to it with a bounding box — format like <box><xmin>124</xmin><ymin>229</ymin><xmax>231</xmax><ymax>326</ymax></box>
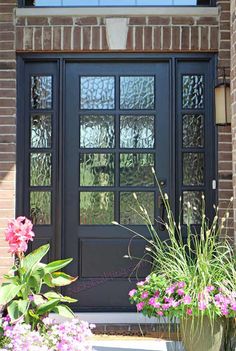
<box><xmin>215</xmin><ymin>69</ymin><xmax>231</xmax><ymax>125</ymax></box>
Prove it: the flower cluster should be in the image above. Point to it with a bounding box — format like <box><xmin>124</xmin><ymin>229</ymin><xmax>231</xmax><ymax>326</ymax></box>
<box><xmin>4</xmin><ymin>216</ymin><xmax>34</xmax><ymax>255</ymax></box>
<box><xmin>129</xmin><ymin>273</ymin><xmax>236</xmax><ymax>319</ymax></box>
<box><xmin>0</xmin><ymin>317</ymin><xmax>95</xmax><ymax>351</ymax></box>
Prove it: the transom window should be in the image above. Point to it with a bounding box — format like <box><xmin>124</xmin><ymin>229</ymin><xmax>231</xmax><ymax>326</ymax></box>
<box><xmin>23</xmin><ymin>0</ymin><xmax>214</xmax><ymax>7</ymax></box>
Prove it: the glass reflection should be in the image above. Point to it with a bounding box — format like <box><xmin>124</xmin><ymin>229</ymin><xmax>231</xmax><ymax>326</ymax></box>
<box><xmin>80</xmin><ymin>153</ymin><xmax>114</xmax><ymax>186</ymax></box>
<box><xmin>120</xmin><ymin>115</ymin><xmax>154</xmax><ymax>148</ymax></box>
<box><xmin>31</xmin><ymin>76</ymin><xmax>52</xmax><ymax>110</ymax></box>
<box><xmin>80</xmin><ymin>192</ymin><xmax>114</xmax><ymax>224</ymax></box>
<box><xmin>30</xmin><ymin>191</ymin><xmax>51</xmax><ymax>225</ymax></box>
<box><xmin>120</xmin><ymin>153</ymin><xmax>154</xmax><ymax>186</ymax></box>
<box><xmin>120</xmin><ymin>192</ymin><xmax>154</xmax><ymax>224</ymax></box>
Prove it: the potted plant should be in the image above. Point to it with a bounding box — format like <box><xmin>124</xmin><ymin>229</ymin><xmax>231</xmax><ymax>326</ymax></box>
<box><xmin>116</xmin><ymin>170</ymin><xmax>236</xmax><ymax>351</ymax></box>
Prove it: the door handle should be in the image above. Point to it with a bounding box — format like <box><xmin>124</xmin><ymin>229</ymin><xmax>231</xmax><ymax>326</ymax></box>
<box><xmin>158</xmin><ymin>195</ymin><xmax>166</xmax><ymax>231</ymax></box>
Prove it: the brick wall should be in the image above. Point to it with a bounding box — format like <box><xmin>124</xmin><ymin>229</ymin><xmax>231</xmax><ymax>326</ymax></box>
<box><xmin>15</xmin><ymin>15</ymin><xmax>220</xmax><ymax>52</ymax></box>
<box><xmin>0</xmin><ymin>0</ymin><xmax>16</xmax><ymax>279</ymax></box>
<box><xmin>231</xmin><ymin>0</ymin><xmax>236</xmax><ymax>245</ymax></box>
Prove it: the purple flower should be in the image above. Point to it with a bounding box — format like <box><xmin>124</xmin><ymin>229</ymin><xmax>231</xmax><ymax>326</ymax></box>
<box><xmin>178</xmin><ymin>282</ymin><xmax>186</xmax><ymax>288</ymax></box>
<box><xmin>177</xmin><ymin>289</ymin><xmax>185</xmax><ymax>296</ymax></box>
<box><xmin>166</xmin><ymin>285</ymin><xmax>176</xmax><ymax>295</ymax></box>
<box><xmin>198</xmin><ymin>301</ymin><xmax>207</xmax><ymax>311</ymax></box>
<box><xmin>148</xmin><ymin>297</ymin><xmax>160</xmax><ymax>308</ymax></box>
<box><xmin>206</xmin><ymin>285</ymin><xmax>215</xmax><ymax>292</ymax></box>
<box><xmin>136</xmin><ymin>302</ymin><xmax>145</xmax><ymax>311</ymax></box>
<box><xmin>129</xmin><ymin>289</ymin><xmax>137</xmax><ymax>297</ymax></box>
<box><xmin>154</xmin><ymin>290</ymin><xmax>160</xmax><ymax>298</ymax></box>
<box><xmin>137</xmin><ymin>281</ymin><xmax>145</xmax><ymax>287</ymax></box>
<box><xmin>230</xmin><ymin>303</ymin><xmax>236</xmax><ymax>311</ymax></box>
<box><xmin>183</xmin><ymin>295</ymin><xmax>192</xmax><ymax>305</ymax></box>
<box><xmin>141</xmin><ymin>291</ymin><xmax>149</xmax><ymax>299</ymax></box>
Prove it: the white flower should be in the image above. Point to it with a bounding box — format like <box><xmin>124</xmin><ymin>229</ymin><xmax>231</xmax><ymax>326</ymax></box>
<box><xmin>133</xmin><ymin>193</ymin><xmax>137</xmax><ymax>200</ymax></box>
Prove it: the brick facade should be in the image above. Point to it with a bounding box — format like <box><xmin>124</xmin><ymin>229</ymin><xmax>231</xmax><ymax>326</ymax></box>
<box><xmin>0</xmin><ymin>0</ymin><xmax>234</xmax><ymax>279</ymax></box>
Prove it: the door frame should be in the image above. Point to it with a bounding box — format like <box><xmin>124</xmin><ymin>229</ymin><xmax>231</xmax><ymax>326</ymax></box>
<box><xmin>16</xmin><ymin>52</ymin><xmax>217</xmax><ymax>268</ymax></box>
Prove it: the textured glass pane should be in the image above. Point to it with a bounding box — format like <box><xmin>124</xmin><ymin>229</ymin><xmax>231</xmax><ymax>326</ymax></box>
<box><xmin>120</xmin><ymin>115</ymin><xmax>154</xmax><ymax>148</ymax></box>
<box><xmin>30</xmin><ymin>153</ymin><xmax>52</xmax><ymax>186</ymax></box>
<box><xmin>31</xmin><ymin>114</ymin><xmax>52</xmax><ymax>148</ymax></box>
<box><xmin>80</xmin><ymin>115</ymin><xmax>115</xmax><ymax>148</ymax></box>
<box><xmin>120</xmin><ymin>153</ymin><xmax>154</xmax><ymax>187</ymax></box>
<box><xmin>183</xmin><ymin>114</ymin><xmax>204</xmax><ymax>148</ymax></box>
<box><xmin>183</xmin><ymin>153</ymin><xmax>204</xmax><ymax>186</ymax></box>
<box><xmin>80</xmin><ymin>76</ymin><xmax>115</xmax><ymax>109</ymax></box>
<box><xmin>120</xmin><ymin>192</ymin><xmax>154</xmax><ymax>225</ymax></box>
<box><xmin>31</xmin><ymin>76</ymin><xmax>52</xmax><ymax>109</ymax></box>
<box><xmin>30</xmin><ymin>191</ymin><xmax>51</xmax><ymax>225</ymax></box>
<box><xmin>183</xmin><ymin>191</ymin><xmax>203</xmax><ymax>225</ymax></box>
<box><xmin>182</xmin><ymin>75</ymin><xmax>204</xmax><ymax>109</ymax></box>
<box><xmin>120</xmin><ymin>76</ymin><xmax>155</xmax><ymax>110</ymax></box>
<box><xmin>80</xmin><ymin>192</ymin><xmax>114</xmax><ymax>224</ymax></box>
<box><xmin>80</xmin><ymin>153</ymin><xmax>114</xmax><ymax>186</ymax></box>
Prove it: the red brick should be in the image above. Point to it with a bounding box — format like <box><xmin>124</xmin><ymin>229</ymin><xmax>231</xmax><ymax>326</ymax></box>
<box><xmin>34</xmin><ymin>27</ymin><xmax>42</xmax><ymax>51</ymax></box>
<box><xmin>27</xmin><ymin>16</ymin><xmax>48</xmax><ymax>26</ymax></box>
<box><xmin>50</xmin><ymin>17</ymin><xmax>73</xmax><ymax>26</ymax></box>
<box><xmin>0</xmin><ymin>116</ymin><xmax>16</xmax><ymax>124</ymax></box>
<box><xmin>82</xmin><ymin>27</ymin><xmax>91</xmax><ymax>51</ymax></box>
<box><xmin>0</xmin><ymin>32</ymin><xmax>14</xmax><ymax>41</ymax></box>
<box><xmin>163</xmin><ymin>27</ymin><xmax>171</xmax><ymax>51</ymax></box>
<box><xmin>0</xmin><ymin>51</ymin><xmax>15</xmax><ymax>60</ymax></box>
<box><xmin>172</xmin><ymin>27</ymin><xmax>180</xmax><ymax>51</ymax></box>
<box><xmin>16</xmin><ymin>16</ymin><xmax>25</xmax><ymax>26</ymax></box>
<box><xmin>196</xmin><ymin>17</ymin><xmax>218</xmax><ymax>25</ymax></box>
<box><xmin>0</xmin><ymin>5</ymin><xmax>15</xmax><ymax>13</ymax></box>
<box><xmin>191</xmin><ymin>26</ymin><xmax>199</xmax><ymax>50</ymax></box>
<box><xmin>210</xmin><ymin>26</ymin><xmax>219</xmax><ymax>51</ymax></box>
<box><xmin>135</xmin><ymin>27</ymin><xmax>143</xmax><ymax>51</ymax></box>
<box><xmin>153</xmin><ymin>27</ymin><xmax>161</xmax><ymax>50</ymax></box>
<box><xmin>0</xmin><ymin>14</ymin><xmax>13</xmax><ymax>22</ymax></box>
<box><xmin>75</xmin><ymin>17</ymin><xmax>98</xmax><ymax>26</ymax></box>
<box><xmin>43</xmin><ymin>27</ymin><xmax>52</xmax><ymax>51</ymax></box>
<box><xmin>148</xmin><ymin>16</ymin><xmax>170</xmax><ymax>25</ymax></box>
<box><xmin>0</xmin><ymin>42</ymin><xmax>14</xmax><ymax>50</ymax></box>
<box><xmin>16</xmin><ymin>27</ymin><xmax>24</xmax><ymax>51</ymax></box>
<box><xmin>101</xmin><ymin>26</ymin><xmax>108</xmax><ymax>51</ymax></box>
<box><xmin>0</xmin><ymin>99</ymin><xmax>15</xmax><ymax>107</ymax></box>
<box><xmin>53</xmin><ymin>26</ymin><xmax>61</xmax><ymax>51</ymax></box>
<box><xmin>92</xmin><ymin>27</ymin><xmax>100</xmax><ymax>51</ymax></box>
<box><xmin>172</xmin><ymin>16</ymin><xmax>194</xmax><ymax>25</ymax></box>
<box><xmin>144</xmin><ymin>27</ymin><xmax>152</xmax><ymax>51</ymax></box>
<box><xmin>181</xmin><ymin>27</ymin><xmax>189</xmax><ymax>50</ymax></box>
<box><xmin>130</xmin><ymin>17</ymin><xmax>146</xmax><ymax>25</ymax></box>
<box><xmin>63</xmin><ymin>26</ymin><xmax>72</xmax><ymax>51</ymax></box>
<box><xmin>73</xmin><ymin>27</ymin><xmax>81</xmax><ymax>51</ymax></box>
<box><xmin>24</xmin><ymin>27</ymin><xmax>33</xmax><ymax>51</ymax></box>
<box><xmin>126</xmin><ymin>27</ymin><xmax>133</xmax><ymax>51</ymax></box>
<box><xmin>200</xmin><ymin>26</ymin><xmax>209</xmax><ymax>50</ymax></box>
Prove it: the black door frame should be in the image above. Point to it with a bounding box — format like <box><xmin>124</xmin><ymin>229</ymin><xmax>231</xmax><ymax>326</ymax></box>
<box><xmin>16</xmin><ymin>52</ymin><xmax>217</xmax><ymax>267</ymax></box>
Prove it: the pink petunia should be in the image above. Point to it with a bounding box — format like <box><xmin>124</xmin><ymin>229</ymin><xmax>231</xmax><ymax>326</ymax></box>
<box><xmin>183</xmin><ymin>295</ymin><xmax>192</xmax><ymax>305</ymax></box>
<box><xmin>187</xmin><ymin>309</ymin><xmax>193</xmax><ymax>315</ymax></box>
<box><xmin>137</xmin><ymin>281</ymin><xmax>145</xmax><ymax>287</ymax></box>
<box><xmin>141</xmin><ymin>291</ymin><xmax>149</xmax><ymax>299</ymax></box>
<box><xmin>136</xmin><ymin>302</ymin><xmax>145</xmax><ymax>311</ymax></box>
<box><xmin>157</xmin><ymin>311</ymin><xmax>164</xmax><ymax>316</ymax></box>
<box><xmin>178</xmin><ymin>282</ymin><xmax>186</xmax><ymax>288</ymax></box>
<box><xmin>129</xmin><ymin>289</ymin><xmax>137</xmax><ymax>297</ymax></box>
<box><xmin>198</xmin><ymin>301</ymin><xmax>207</xmax><ymax>311</ymax></box>
<box><xmin>177</xmin><ymin>289</ymin><xmax>185</xmax><ymax>296</ymax></box>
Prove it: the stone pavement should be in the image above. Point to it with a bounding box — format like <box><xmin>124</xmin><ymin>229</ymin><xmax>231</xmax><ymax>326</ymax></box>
<box><xmin>92</xmin><ymin>336</ymin><xmax>184</xmax><ymax>351</ymax></box>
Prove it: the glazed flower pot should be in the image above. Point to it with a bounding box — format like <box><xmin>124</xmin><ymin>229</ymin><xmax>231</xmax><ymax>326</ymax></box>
<box><xmin>180</xmin><ymin>316</ymin><xmax>224</xmax><ymax>351</ymax></box>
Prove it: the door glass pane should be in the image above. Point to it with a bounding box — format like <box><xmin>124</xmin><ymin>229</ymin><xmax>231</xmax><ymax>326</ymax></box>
<box><xmin>120</xmin><ymin>76</ymin><xmax>155</xmax><ymax>110</ymax></box>
<box><xmin>80</xmin><ymin>115</ymin><xmax>115</xmax><ymax>148</ymax></box>
<box><xmin>183</xmin><ymin>114</ymin><xmax>204</xmax><ymax>148</ymax></box>
<box><xmin>31</xmin><ymin>114</ymin><xmax>52</xmax><ymax>148</ymax></box>
<box><xmin>30</xmin><ymin>153</ymin><xmax>52</xmax><ymax>186</ymax></box>
<box><xmin>182</xmin><ymin>75</ymin><xmax>204</xmax><ymax>109</ymax></box>
<box><xmin>80</xmin><ymin>192</ymin><xmax>114</xmax><ymax>224</ymax></box>
<box><xmin>120</xmin><ymin>153</ymin><xmax>154</xmax><ymax>186</ymax></box>
<box><xmin>120</xmin><ymin>192</ymin><xmax>154</xmax><ymax>224</ymax></box>
<box><xmin>30</xmin><ymin>191</ymin><xmax>51</xmax><ymax>225</ymax></box>
<box><xmin>31</xmin><ymin>76</ymin><xmax>52</xmax><ymax>109</ymax></box>
<box><xmin>183</xmin><ymin>153</ymin><xmax>204</xmax><ymax>186</ymax></box>
<box><xmin>120</xmin><ymin>115</ymin><xmax>154</xmax><ymax>148</ymax></box>
<box><xmin>80</xmin><ymin>76</ymin><xmax>115</xmax><ymax>110</ymax></box>
<box><xmin>80</xmin><ymin>153</ymin><xmax>114</xmax><ymax>186</ymax></box>
<box><xmin>183</xmin><ymin>191</ymin><xmax>203</xmax><ymax>224</ymax></box>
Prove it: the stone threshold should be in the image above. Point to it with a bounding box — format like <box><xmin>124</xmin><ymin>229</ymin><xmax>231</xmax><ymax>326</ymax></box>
<box><xmin>16</xmin><ymin>6</ymin><xmax>218</xmax><ymax>17</ymax></box>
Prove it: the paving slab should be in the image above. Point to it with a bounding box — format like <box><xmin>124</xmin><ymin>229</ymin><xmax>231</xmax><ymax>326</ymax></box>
<box><xmin>92</xmin><ymin>336</ymin><xmax>184</xmax><ymax>351</ymax></box>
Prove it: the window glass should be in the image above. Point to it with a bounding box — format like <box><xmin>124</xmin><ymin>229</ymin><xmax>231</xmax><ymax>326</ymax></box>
<box><xmin>25</xmin><ymin>0</ymin><xmax>202</xmax><ymax>6</ymax></box>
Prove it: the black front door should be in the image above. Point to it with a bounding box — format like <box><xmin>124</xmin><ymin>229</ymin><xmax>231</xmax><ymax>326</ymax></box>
<box><xmin>63</xmin><ymin>61</ymin><xmax>170</xmax><ymax>311</ymax></box>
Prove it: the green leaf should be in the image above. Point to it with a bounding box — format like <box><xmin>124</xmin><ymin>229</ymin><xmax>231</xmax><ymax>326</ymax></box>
<box><xmin>32</xmin><ymin>294</ymin><xmax>45</xmax><ymax>306</ymax></box>
<box><xmin>52</xmin><ymin>305</ymin><xmax>75</xmax><ymax>318</ymax></box>
<box><xmin>0</xmin><ymin>284</ymin><xmax>22</xmax><ymax>305</ymax></box>
<box><xmin>43</xmin><ymin>291</ymin><xmax>77</xmax><ymax>303</ymax></box>
<box><xmin>22</xmin><ymin>244</ymin><xmax>50</xmax><ymax>274</ymax></box>
<box><xmin>28</xmin><ymin>275</ymin><xmax>42</xmax><ymax>294</ymax></box>
<box><xmin>45</xmin><ymin>258</ymin><xmax>73</xmax><ymax>274</ymax></box>
<box><xmin>44</xmin><ymin>273</ymin><xmax>55</xmax><ymax>288</ymax></box>
<box><xmin>7</xmin><ymin>300</ymin><xmax>30</xmax><ymax>322</ymax></box>
<box><xmin>36</xmin><ymin>299</ymin><xmax>60</xmax><ymax>315</ymax></box>
<box><xmin>51</xmin><ymin>272</ymin><xmax>77</xmax><ymax>286</ymax></box>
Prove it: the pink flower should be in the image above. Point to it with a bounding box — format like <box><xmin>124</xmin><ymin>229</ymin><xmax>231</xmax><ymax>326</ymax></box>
<box><xmin>166</xmin><ymin>284</ymin><xmax>176</xmax><ymax>295</ymax></box>
<box><xmin>148</xmin><ymin>297</ymin><xmax>160</xmax><ymax>308</ymax></box>
<box><xmin>183</xmin><ymin>295</ymin><xmax>192</xmax><ymax>305</ymax></box>
<box><xmin>230</xmin><ymin>303</ymin><xmax>236</xmax><ymax>311</ymax></box>
<box><xmin>4</xmin><ymin>216</ymin><xmax>35</xmax><ymax>255</ymax></box>
<box><xmin>154</xmin><ymin>290</ymin><xmax>160</xmax><ymax>298</ymax></box>
<box><xmin>136</xmin><ymin>302</ymin><xmax>145</xmax><ymax>311</ymax></box>
<box><xmin>198</xmin><ymin>301</ymin><xmax>207</xmax><ymax>311</ymax></box>
<box><xmin>141</xmin><ymin>291</ymin><xmax>149</xmax><ymax>299</ymax></box>
<box><xmin>145</xmin><ymin>275</ymin><xmax>150</xmax><ymax>282</ymax></box>
<box><xmin>137</xmin><ymin>281</ymin><xmax>145</xmax><ymax>287</ymax></box>
<box><xmin>177</xmin><ymin>289</ymin><xmax>185</xmax><ymax>296</ymax></box>
<box><xmin>157</xmin><ymin>311</ymin><xmax>163</xmax><ymax>316</ymax></box>
<box><xmin>206</xmin><ymin>285</ymin><xmax>215</xmax><ymax>292</ymax></box>
<box><xmin>221</xmin><ymin>306</ymin><xmax>229</xmax><ymax>316</ymax></box>
<box><xmin>129</xmin><ymin>289</ymin><xmax>137</xmax><ymax>297</ymax></box>
<box><xmin>187</xmin><ymin>308</ymin><xmax>193</xmax><ymax>315</ymax></box>
<box><xmin>178</xmin><ymin>282</ymin><xmax>186</xmax><ymax>288</ymax></box>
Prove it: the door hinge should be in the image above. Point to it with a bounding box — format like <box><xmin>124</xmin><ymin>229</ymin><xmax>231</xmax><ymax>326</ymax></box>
<box><xmin>212</xmin><ymin>180</ymin><xmax>217</xmax><ymax>190</ymax></box>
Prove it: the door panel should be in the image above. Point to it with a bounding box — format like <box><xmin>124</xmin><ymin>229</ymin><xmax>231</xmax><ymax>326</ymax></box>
<box><xmin>63</xmin><ymin>61</ymin><xmax>170</xmax><ymax>311</ymax></box>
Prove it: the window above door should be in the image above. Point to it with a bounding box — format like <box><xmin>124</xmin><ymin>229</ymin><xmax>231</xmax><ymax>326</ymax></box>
<box><xmin>20</xmin><ymin>0</ymin><xmax>215</xmax><ymax>8</ymax></box>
